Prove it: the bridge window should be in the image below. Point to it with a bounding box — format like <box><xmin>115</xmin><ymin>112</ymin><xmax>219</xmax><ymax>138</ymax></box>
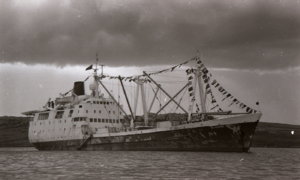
<box><xmin>55</xmin><ymin>111</ymin><xmax>64</xmax><ymax>119</ymax></box>
<box><xmin>38</xmin><ymin>113</ymin><xmax>49</xmax><ymax>120</ymax></box>
<box><xmin>74</xmin><ymin>117</ymin><xmax>85</xmax><ymax>122</ymax></box>
<box><xmin>68</xmin><ymin>110</ymin><xmax>74</xmax><ymax>117</ymax></box>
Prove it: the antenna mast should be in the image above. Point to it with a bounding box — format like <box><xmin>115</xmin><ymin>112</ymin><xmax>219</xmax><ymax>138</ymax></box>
<box><xmin>95</xmin><ymin>53</ymin><xmax>99</xmax><ymax>73</ymax></box>
<box><xmin>101</xmin><ymin>64</ymin><xmax>104</xmax><ymax>76</ymax></box>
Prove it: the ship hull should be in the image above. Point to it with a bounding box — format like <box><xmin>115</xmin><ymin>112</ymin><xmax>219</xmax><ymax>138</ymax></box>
<box><xmin>31</xmin><ymin>120</ymin><xmax>259</xmax><ymax>152</ymax></box>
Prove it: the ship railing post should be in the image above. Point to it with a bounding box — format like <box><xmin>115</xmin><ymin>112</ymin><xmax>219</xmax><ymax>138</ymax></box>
<box><xmin>143</xmin><ymin>71</ymin><xmax>188</xmax><ymax>114</ymax></box>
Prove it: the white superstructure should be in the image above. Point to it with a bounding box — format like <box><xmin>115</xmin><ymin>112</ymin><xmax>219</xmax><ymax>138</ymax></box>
<box><xmin>26</xmin><ymin>66</ymin><xmax>124</xmax><ymax>144</ymax></box>
<box><xmin>28</xmin><ymin>97</ymin><xmax>123</xmax><ymax>143</ymax></box>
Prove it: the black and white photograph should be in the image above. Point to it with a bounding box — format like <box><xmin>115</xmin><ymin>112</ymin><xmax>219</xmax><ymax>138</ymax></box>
<box><xmin>0</xmin><ymin>0</ymin><xmax>299</xmax><ymax>179</ymax></box>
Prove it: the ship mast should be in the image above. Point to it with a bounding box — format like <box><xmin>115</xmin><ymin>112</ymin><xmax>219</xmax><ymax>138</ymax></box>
<box><xmin>89</xmin><ymin>54</ymin><xmax>101</xmax><ymax>98</ymax></box>
<box><xmin>93</xmin><ymin>55</ymin><xmax>99</xmax><ymax>98</ymax></box>
<box><xmin>133</xmin><ymin>77</ymin><xmax>149</xmax><ymax>126</ymax></box>
<box><xmin>196</xmin><ymin>68</ymin><xmax>207</xmax><ymax>113</ymax></box>
<box><xmin>187</xmin><ymin>61</ymin><xmax>207</xmax><ymax>121</ymax></box>
<box><xmin>195</xmin><ymin>51</ymin><xmax>207</xmax><ymax>114</ymax></box>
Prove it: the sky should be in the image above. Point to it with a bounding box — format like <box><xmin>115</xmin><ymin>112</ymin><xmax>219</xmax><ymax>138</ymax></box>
<box><xmin>0</xmin><ymin>0</ymin><xmax>300</xmax><ymax>124</ymax></box>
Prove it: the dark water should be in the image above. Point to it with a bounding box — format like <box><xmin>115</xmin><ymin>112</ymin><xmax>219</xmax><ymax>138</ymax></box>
<box><xmin>0</xmin><ymin>148</ymin><xmax>299</xmax><ymax>180</ymax></box>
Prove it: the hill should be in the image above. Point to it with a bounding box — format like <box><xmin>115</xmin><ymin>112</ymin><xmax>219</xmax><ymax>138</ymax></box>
<box><xmin>0</xmin><ymin>116</ymin><xmax>31</xmax><ymax>147</ymax></box>
<box><xmin>252</xmin><ymin>122</ymin><xmax>300</xmax><ymax>148</ymax></box>
<box><xmin>0</xmin><ymin>116</ymin><xmax>299</xmax><ymax>148</ymax></box>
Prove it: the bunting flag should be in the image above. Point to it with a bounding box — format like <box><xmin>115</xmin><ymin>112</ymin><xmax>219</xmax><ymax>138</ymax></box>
<box><xmin>202</xmin><ymin>68</ymin><xmax>208</xmax><ymax>74</ymax></box>
<box><xmin>85</xmin><ymin>64</ymin><xmax>93</xmax><ymax>71</ymax></box>
<box><xmin>187</xmin><ymin>71</ymin><xmax>196</xmax><ymax>112</ymax></box>
<box><xmin>95</xmin><ymin>55</ymin><xmax>200</xmax><ymax>82</ymax></box>
<box><xmin>211</xmin><ymin>98</ymin><xmax>216</xmax><ymax>103</ymax></box>
<box><xmin>211</xmin><ymin>80</ymin><xmax>217</xmax><ymax>85</ymax></box>
<box><xmin>91</xmin><ymin>55</ymin><xmax>259</xmax><ymax>114</ymax></box>
<box><xmin>196</xmin><ymin>103</ymin><xmax>200</xmax><ymax>113</ymax></box>
<box><xmin>205</xmin><ymin>84</ymin><xmax>210</xmax><ymax>89</ymax></box>
<box><xmin>196</xmin><ymin>59</ymin><xmax>258</xmax><ymax>114</ymax></box>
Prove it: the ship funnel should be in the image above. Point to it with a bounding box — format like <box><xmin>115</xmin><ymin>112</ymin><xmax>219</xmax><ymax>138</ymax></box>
<box><xmin>73</xmin><ymin>81</ymin><xmax>85</xmax><ymax>96</ymax></box>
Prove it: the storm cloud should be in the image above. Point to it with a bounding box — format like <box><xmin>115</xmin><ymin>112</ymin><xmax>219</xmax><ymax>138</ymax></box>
<box><xmin>0</xmin><ymin>0</ymin><xmax>300</xmax><ymax>69</ymax></box>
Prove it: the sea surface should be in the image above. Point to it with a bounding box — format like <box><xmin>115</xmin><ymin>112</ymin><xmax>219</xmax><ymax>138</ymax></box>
<box><xmin>0</xmin><ymin>148</ymin><xmax>299</xmax><ymax>180</ymax></box>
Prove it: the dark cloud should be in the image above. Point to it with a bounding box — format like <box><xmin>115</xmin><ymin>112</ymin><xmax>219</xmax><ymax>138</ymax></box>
<box><xmin>0</xmin><ymin>0</ymin><xmax>299</xmax><ymax>69</ymax></box>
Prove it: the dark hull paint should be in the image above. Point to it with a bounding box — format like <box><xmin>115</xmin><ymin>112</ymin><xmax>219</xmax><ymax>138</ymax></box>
<box><xmin>32</xmin><ymin>121</ymin><xmax>259</xmax><ymax>152</ymax></box>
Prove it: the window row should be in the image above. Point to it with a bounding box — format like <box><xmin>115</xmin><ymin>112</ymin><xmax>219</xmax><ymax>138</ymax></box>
<box><xmin>73</xmin><ymin>117</ymin><xmax>87</xmax><ymax>122</ymax></box>
<box><xmin>34</xmin><ymin>119</ymin><xmax>67</xmax><ymax>126</ymax></box>
<box><xmin>87</xmin><ymin>101</ymin><xmax>114</xmax><ymax>105</ymax></box>
<box><xmin>37</xmin><ymin>110</ymin><xmax>73</xmax><ymax>120</ymax></box>
<box><xmin>33</xmin><ymin>127</ymin><xmax>70</xmax><ymax>134</ymax></box>
<box><xmin>89</xmin><ymin>118</ymin><xmax>120</xmax><ymax>124</ymax></box>
<box><xmin>38</xmin><ymin>113</ymin><xmax>49</xmax><ymax>120</ymax></box>
<box><xmin>84</xmin><ymin>110</ymin><xmax>120</xmax><ymax>115</ymax></box>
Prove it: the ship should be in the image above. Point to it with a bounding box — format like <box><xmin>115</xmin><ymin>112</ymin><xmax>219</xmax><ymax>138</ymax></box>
<box><xmin>23</xmin><ymin>56</ymin><xmax>262</xmax><ymax>152</ymax></box>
